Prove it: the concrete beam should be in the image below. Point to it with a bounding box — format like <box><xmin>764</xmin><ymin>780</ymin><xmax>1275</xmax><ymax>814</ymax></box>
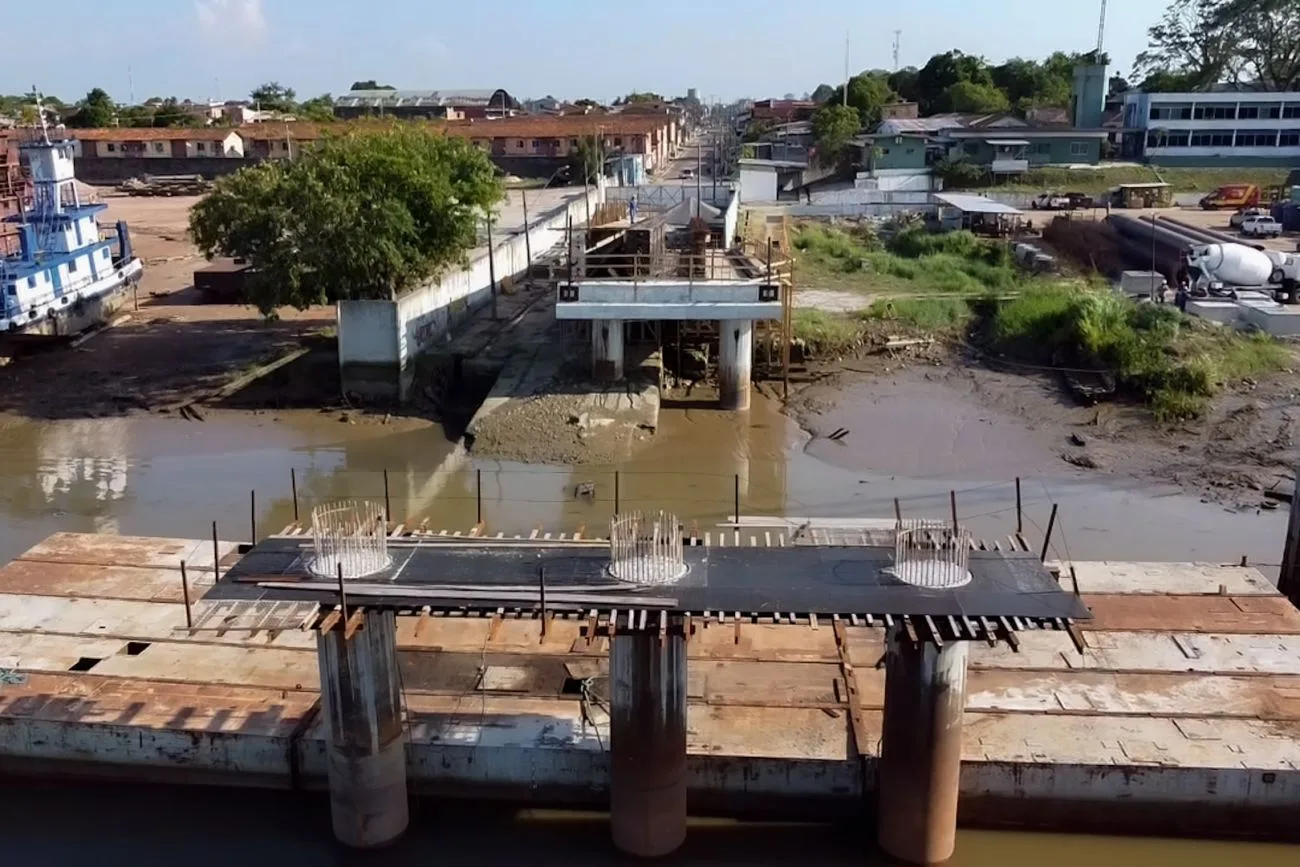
<box><xmin>558</xmin><ymin>302</ymin><xmax>782</xmax><ymax>321</ymax></box>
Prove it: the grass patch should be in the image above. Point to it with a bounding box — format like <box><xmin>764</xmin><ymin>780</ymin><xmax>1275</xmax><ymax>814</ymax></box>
<box><xmin>985</xmin><ymin>287</ymin><xmax>1289</xmax><ymax>420</ymax></box>
<box><xmin>792</xmin><ymin>224</ymin><xmax>1024</xmax><ymax>295</ymax></box>
<box><xmin>964</xmin><ymin>165</ymin><xmax>1289</xmax><ymax>195</ymax></box>
<box><xmin>792</xmin><ymin>309</ymin><xmax>864</xmax><ymax>355</ymax></box>
<box><xmin>867</xmin><ymin>297</ymin><xmax>972</xmax><ymax>331</ymax></box>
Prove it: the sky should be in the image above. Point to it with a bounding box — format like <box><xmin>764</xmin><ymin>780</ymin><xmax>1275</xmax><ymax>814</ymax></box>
<box><xmin>10</xmin><ymin>0</ymin><xmax>1173</xmax><ymax>105</ymax></box>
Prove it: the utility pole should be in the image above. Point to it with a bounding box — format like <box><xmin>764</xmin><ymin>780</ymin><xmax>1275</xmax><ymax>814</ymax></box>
<box><xmin>486</xmin><ymin>208</ymin><xmax>498</xmax><ymax>319</ymax></box>
<box><xmin>843</xmin><ymin>34</ymin><xmax>850</xmax><ymax>106</ymax></box>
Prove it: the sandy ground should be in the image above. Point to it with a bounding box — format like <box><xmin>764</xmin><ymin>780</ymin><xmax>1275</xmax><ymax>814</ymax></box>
<box><xmin>0</xmin><ymin>193</ymin><xmax>333</xmax><ymax>420</ymax></box>
<box><xmin>786</xmin><ymin>343</ymin><xmax>1300</xmax><ymax>511</ymax></box>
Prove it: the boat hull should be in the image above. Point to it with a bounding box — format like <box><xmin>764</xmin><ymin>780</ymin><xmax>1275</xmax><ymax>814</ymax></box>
<box><xmin>0</xmin><ymin>258</ymin><xmax>142</xmax><ymax>341</ymax></box>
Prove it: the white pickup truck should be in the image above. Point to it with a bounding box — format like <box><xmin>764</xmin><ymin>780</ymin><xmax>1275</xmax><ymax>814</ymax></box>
<box><xmin>1240</xmin><ymin>215</ymin><xmax>1283</xmax><ymax>238</ymax></box>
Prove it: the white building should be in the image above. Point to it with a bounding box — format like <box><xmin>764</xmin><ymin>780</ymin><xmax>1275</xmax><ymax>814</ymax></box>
<box><xmin>1122</xmin><ymin>90</ymin><xmax>1300</xmax><ymax>166</ymax></box>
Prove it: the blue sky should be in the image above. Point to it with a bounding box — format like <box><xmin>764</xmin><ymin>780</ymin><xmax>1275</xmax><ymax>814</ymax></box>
<box><xmin>13</xmin><ymin>0</ymin><xmax>1170</xmax><ymax>104</ymax></box>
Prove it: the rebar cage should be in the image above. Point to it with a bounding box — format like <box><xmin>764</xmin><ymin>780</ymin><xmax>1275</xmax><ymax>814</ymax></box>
<box><xmin>890</xmin><ymin>521</ymin><xmax>973</xmax><ymax>590</ymax></box>
<box><xmin>608</xmin><ymin>510</ymin><xmax>688</xmax><ymax>586</ymax></box>
<box><xmin>308</xmin><ymin>500</ymin><xmax>391</xmax><ymax>581</ymax></box>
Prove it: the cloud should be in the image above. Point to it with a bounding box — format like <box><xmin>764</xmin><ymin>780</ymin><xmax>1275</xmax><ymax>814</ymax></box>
<box><xmin>194</xmin><ymin>0</ymin><xmax>267</xmax><ymax>41</ymax></box>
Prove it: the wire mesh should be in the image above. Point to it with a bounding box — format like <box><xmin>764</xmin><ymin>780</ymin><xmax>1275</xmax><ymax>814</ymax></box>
<box><xmin>607</xmin><ymin>510</ymin><xmax>688</xmax><ymax>586</ymax></box>
<box><xmin>308</xmin><ymin>500</ymin><xmax>391</xmax><ymax>581</ymax></box>
<box><xmin>890</xmin><ymin>522</ymin><xmax>973</xmax><ymax>589</ymax></box>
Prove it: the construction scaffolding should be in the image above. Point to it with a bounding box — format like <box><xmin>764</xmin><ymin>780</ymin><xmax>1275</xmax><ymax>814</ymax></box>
<box><xmin>0</xmin><ymin>131</ymin><xmax>24</xmax><ymax>256</ymax></box>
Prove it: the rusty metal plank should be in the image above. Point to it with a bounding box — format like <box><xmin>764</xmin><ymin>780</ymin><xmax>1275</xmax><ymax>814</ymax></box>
<box><xmin>1084</xmin><ymin>594</ymin><xmax>1300</xmax><ymax>635</ymax></box>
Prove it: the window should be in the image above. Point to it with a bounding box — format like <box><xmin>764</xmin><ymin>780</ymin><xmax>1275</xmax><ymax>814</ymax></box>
<box><xmin>1034</xmin><ymin>142</ymin><xmax>1051</xmax><ymax>154</ymax></box>
<box><xmin>1237</xmin><ymin>105</ymin><xmax>1260</xmax><ymax>120</ymax></box>
<box><xmin>570</xmin><ymin>138</ymin><xmax>578</xmax><ymax>147</ymax></box>
<box><xmin>69</xmin><ymin>258</ymin><xmax>78</xmax><ymax>273</ymax></box>
<box><xmin>1069</xmin><ymin>141</ymin><xmax>1090</xmax><ymax>156</ymax></box>
<box><xmin>27</xmin><ymin>277</ymin><xmax>35</xmax><ymax>289</ymax></box>
<box><xmin>1267</xmin><ymin>105</ymin><xmax>1283</xmax><ymax>119</ymax></box>
<box><xmin>1147</xmin><ymin>131</ymin><xmax>1189</xmax><ymax>147</ymax></box>
<box><xmin>614</xmin><ymin>137</ymin><xmax>623</xmax><ymax>147</ymax></box>
<box><xmin>105</xmin><ymin>143</ymin><xmax>117</xmax><ymax>153</ymax></box>
<box><xmin>5</xmin><ymin>285</ymin><xmax>14</xmax><ymax>296</ymax></box>
<box><xmin>1281</xmin><ymin>131</ymin><xmax>1300</xmax><ymax>147</ymax></box>
<box><xmin>516</xmin><ymin>140</ymin><xmax>524</xmax><ymax>148</ymax></box>
<box><xmin>1193</xmin><ymin>104</ymin><xmax>1236</xmax><ymax>120</ymax></box>
<box><xmin>153</xmin><ymin>142</ymin><xmax>165</xmax><ymax>153</ymax></box>
<box><xmin>1189</xmin><ymin>130</ymin><xmax>1234</xmax><ymax>147</ymax></box>
<box><xmin>1235</xmin><ymin>129</ymin><xmax>1279</xmax><ymax>147</ymax></box>
<box><xmin>196</xmin><ymin>142</ymin><xmax>206</xmax><ymax>152</ymax></box>
<box><xmin>1284</xmin><ymin>105</ymin><xmax>1300</xmax><ymax>119</ymax></box>
<box><xmin>1150</xmin><ymin>104</ymin><xmax>1192</xmax><ymax>120</ymax></box>
<box><xmin>531</xmin><ymin>139</ymin><xmax>540</xmax><ymax>149</ymax></box>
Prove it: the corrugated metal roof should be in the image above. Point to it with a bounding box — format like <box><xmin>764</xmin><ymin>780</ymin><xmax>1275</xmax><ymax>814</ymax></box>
<box><xmin>336</xmin><ymin>89</ymin><xmax>507</xmax><ymax>108</ymax></box>
<box><xmin>933</xmin><ymin>192</ymin><xmax>1023</xmax><ymax>215</ymax></box>
<box><xmin>987</xmin><ymin>138</ymin><xmax>1031</xmax><ymax>146</ymax></box>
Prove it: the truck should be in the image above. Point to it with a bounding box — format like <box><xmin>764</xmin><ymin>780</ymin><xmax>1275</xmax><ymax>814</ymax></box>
<box><xmin>1185</xmin><ymin>242</ymin><xmax>1300</xmax><ymax>299</ymax></box>
<box><xmin>1199</xmin><ymin>183</ymin><xmax>1261</xmax><ymax>210</ymax></box>
<box><xmin>1240</xmin><ymin>215</ymin><xmax>1283</xmax><ymax>238</ymax></box>
<box><xmin>1030</xmin><ymin>192</ymin><xmax>1071</xmax><ymax>210</ymax></box>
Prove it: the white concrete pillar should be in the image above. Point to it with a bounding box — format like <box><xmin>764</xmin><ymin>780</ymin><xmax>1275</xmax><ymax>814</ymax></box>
<box><xmin>718</xmin><ymin>318</ymin><xmax>753</xmax><ymax>411</ymax></box>
<box><xmin>878</xmin><ymin>627</ymin><xmax>969</xmax><ymax>865</ymax></box>
<box><xmin>609</xmin><ymin>631</ymin><xmax>688</xmax><ymax>857</ymax></box>
<box><xmin>592</xmin><ymin>319</ymin><xmax>625</xmax><ymax>381</ymax></box>
<box><xmin>316</xmin><ymin>609</ymin><xmax>408</xmax><ymax>849</ymax></box>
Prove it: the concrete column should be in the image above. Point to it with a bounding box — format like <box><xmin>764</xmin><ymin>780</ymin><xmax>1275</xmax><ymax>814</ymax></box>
<box><xmin>592</xmin><ymin>319</ymin><xmax>625</xmax><ymax>381</ymax></box>
<box><xmin>718</xmin><ymin>318</ymin><xmax>753</xmax><ymax>411</ymax></box>
<box><xmin>609</xmin><ymin>631</ymin><xmax>688</xmax><ymax>858</ymax></box>
<box><xmin>316</xmin><ymin>610</ymin><xmax>408</xmax><ymax>849</ymax></box>
<box><xmin>877</xmin><ymin>627</ymin><xmax>969</xmax><ymax>866</ymax></box>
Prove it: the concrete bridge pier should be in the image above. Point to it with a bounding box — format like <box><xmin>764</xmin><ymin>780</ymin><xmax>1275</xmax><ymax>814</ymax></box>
<box><xmin>316</xmin><ymin>609</ymin><xmax>409</xmax><ymax>849</ymax></box>
<box><xmin>718</xmin><ymin>318</ymin><xmax>753</xmax><ymax>410</ymax></box>
<box><xmin>609</xmin><ymin>630</ymin><xmax>689</xmax><ymax>857</ymax></box>
<box><xmin>877</xmin><ymin>626</ymin><xmax>969</xmax><ymax>865</ymax></box>
<box><xmin>593</xmin><ymin>318</ymin><xmax>625</xmax><ymax>381</ymax></box>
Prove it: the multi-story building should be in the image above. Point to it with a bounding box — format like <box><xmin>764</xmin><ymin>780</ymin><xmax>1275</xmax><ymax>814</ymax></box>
<box><xmin>333</xmin><ymin>89</ymin><xmax>514</xmax><ymax>120</ymax></box>
<box><xmin>1121</xmin><ymin>90</ymin><xmax>1300</xmax><ymax>165</ymax></box>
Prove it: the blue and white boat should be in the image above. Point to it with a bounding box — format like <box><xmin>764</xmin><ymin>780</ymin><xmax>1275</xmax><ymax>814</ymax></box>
<box><xmin>1</xmin><ymin>112</ymin><xmax>142</xmax><ymax>340</ymax></box>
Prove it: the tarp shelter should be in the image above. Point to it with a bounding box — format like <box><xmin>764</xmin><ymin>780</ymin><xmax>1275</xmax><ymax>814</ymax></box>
<box><xmin>933</xmin><ymin>192</ymin><xmax>1023</xmax><ymax>234</ymax></box>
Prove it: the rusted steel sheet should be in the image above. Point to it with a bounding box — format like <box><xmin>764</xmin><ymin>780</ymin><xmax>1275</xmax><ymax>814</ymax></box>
<box><xmin>17</xmin><ymin>532</ymin><xmax>237</xmax><ymax>571</ymax></box>
<box><xmin>0</xmin><ymin>561</ymin><xmax>208</xmax><ymax>603</ymax></box>
<box><xmin>1084</xmin><ymin>594</ymin><xmax>1300</xmax><ymax>635</ymax></box>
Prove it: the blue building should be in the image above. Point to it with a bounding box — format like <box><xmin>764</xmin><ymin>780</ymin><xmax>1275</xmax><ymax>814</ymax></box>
<box><xmin>1</xmin><ymin>119</ymin><xmax>142</xmax><ymax>338</ymax></box>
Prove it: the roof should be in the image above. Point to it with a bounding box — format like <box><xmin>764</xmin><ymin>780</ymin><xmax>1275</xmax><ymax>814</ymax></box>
<box><xmin>738</xmin><ymin>158</ymin><xmax>807</xmax><ymax>169</ymax></box>
<box><xmin>72</xmin><ymin>127</ymin><xmax>240</xmax><ymax>142</ymax></box>
<box><xmin>987</xmin><ymin>138</ymin><xmax>1031</xmax><ymax>146</ymax></box>
<box><xmin>444</xmin><ymin>115</ymin><xmax>673</xmax><ymax>140</ymax></box>
<box><xmin>335</xmin><ymin>89</ymin><xmax>509</xmax><ymax>108</ymax></box>
<box><xmin>948</xmin><ymin>128</ymin><xmax>1110</xmax><ymax>140</ymax></box>
<box><xmin>933</xmin><ymin>192</ymin><xmax>1023</xmax><ymax>215</ymax></box>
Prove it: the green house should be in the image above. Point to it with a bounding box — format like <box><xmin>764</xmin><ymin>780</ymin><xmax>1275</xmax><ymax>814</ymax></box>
<box><xmin>943</xmin><ymin>129</ymin><xmax>1108</xmax><ymax>171</ymax></box>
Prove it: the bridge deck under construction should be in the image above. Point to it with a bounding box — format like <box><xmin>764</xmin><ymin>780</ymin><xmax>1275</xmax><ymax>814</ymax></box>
<box><xmin>208</xmin><ymin>526</ymin><xmax>1091</xmax><ymax>641</ymax></box>
<box><xmin>0</xmin><ymin>529</ymin><xmax>1297</xmax><ymax>840</ymax></box>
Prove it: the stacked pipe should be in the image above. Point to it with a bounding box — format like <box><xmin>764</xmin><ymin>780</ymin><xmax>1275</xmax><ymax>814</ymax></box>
<box><xmin>1105</xmin><ymin>214</ymin><xmax>1196</xmax><ymax>280</ymax></box>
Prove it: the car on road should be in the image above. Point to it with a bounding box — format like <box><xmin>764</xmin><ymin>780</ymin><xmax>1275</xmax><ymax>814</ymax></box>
<box><xmin>680</xmin><ymin>168</ymin><xmax>695</xmax><ymax>179</ymax></box>
<box><xmin>1030</xmin><ymin>192</ymin><xmax>1071</xmax><ymax>210</ymax></box>
<box><xmin>1230</xmin><ymin>207</ymin><xmax>1268</xmax><ymax>228</ymax></box>
<box><xmin>1240</xmin><ymin>215</ymin><xmax>1283</xmax><ymax>238</ymax></box>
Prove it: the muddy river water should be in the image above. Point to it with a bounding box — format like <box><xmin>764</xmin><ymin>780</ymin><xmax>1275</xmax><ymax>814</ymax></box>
<box><xmin>0</xmin><ymin>384</ymin><xmax>1297</xmax><ymax>861</ymax></box>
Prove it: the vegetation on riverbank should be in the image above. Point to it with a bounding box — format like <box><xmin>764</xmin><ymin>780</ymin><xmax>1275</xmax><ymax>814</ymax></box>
<box><xmin>790</xmin><ymin>221</ymin><xmax>1290</xmax><ymax>420</ymax></box>
<box><xmin>957</xmin><ymin>165</ymin><xmax>1290</xmax><ymax>195</ymax></box>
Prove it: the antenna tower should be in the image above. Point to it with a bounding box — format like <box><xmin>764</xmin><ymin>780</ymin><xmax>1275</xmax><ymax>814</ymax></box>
<box><xmin>893</xmin><ymin>31</ymin><xmax>902</xmax><ymax>71</ymax></box>
<box><xmin>1096</xmin><ymin>0</ymin><xmax>1107</xmax><ymax>56</ymax></box>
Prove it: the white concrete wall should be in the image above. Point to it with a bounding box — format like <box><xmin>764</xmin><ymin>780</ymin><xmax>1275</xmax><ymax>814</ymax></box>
<box><xmin>722</xmin><ymin>190</ymin><xmax>740</xmax><ymax>246</ymax></box>
<box><xmin>739</xmin><ymin>168</ymin><xmax>778</xmax><ymax>204</ymax></box>
<box><xmin>338</xmin><ymin>186</ymin><xmax>602</xmax><ymax>401</ymax></box>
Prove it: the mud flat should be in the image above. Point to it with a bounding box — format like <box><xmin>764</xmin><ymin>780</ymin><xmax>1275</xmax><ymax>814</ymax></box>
<box><xmin>0</xmin><ymin>529</ymin><xmax>1297</xmax><ymax>846</ymax></box>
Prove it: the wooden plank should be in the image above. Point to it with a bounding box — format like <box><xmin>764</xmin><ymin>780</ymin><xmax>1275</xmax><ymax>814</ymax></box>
<box><xmin>832</xmin><ymin>619</ymin><xmax>871</xmax><ymax>757</ymax></box>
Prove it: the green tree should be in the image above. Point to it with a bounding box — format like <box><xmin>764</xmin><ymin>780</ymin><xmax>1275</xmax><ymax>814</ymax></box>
<box><xmin>618</xmin><ymin>92</ymin><xmax>663</xmax><ymax>104</ymax></box>
<box><xmin>1135</xmin><ymin>0</ymin><xmax>1240</xmax><ymax>90</ymax></box>
<box><xmin>67</xmin><ymin>88</ymin><xmax>115</xmax><ymax>128</ymax></box>
<box><xmin>349</xmin><ymin>80</ymin><xmax>394</xmax><ymax>91</ymax></box>
<box><xmin>189</xmin><ymin>126</ymin><xmax>502</xmax><ymax>314</ymax></box>
<box><xmin>811</xmin><ymin>103</ymin><xmax>861</xmax><ymax>166</ymax></box>
<box><xmin>810</xmin><ymin>83</ymin><xmax>836</xmax><ymax>103</ymax></box>
<box><xmin>913</xmin><ymin>51</ymin><xmax>993</xmax><ymax>113</ymax></box>
<box><xmin>945</xmin><ymin>80</ymin><xmax>1012</xmax><ymax>114</ymax></box>
<box><xmin>297</xmin><ymin>94</ymin><xmax>336</xmax><ymax>122</ymax></box>
<box><xmin>251</xmin><ymin>81</ymin><xmax>297</xmax><ymax>113</ymax></box>
<box><xmin>826</xmin><ymin>71</ymin><xmax>896</xmax><ymax>128</ymax></box>
<box><xmin>1211</xmin><ymin>0</ymin><xmax>1300</xmax><ymax>90</ymax></box>
<box><xmin>569</xmin><ymin>136</ymin><xmax>602</xmax><ymax>183</ymax></box>
<box><xmin>152</xmin><ymin>98</ymin><xmax>201</xmax><ymax>128</ymax></box>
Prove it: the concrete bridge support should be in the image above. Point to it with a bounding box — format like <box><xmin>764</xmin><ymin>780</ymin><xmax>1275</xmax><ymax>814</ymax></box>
<box><xmin>593</xmin><ymin>318</ymin><xmax>625</xmax><ymax>381</ymax></box>
<box><xmin>877</xmin><ymin>627</ymin><xmax>969</xmax><ymax>865</ymax></box>
<box><xmin>718</xmin><ymin>318</ymin><xmax>753</xmax><ymax>411</ymax></box>
<box><xmin>316</xmin><ymin>610</ymin><xmax>408</xmax><ymax>849</ymax></box>
<box><xmin>609</xmin><ymin>630</ymin><xmax>689</xmax><ymax>857</ymax></box>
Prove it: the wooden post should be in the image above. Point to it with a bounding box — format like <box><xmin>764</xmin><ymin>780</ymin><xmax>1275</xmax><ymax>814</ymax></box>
<box><xmin>1279</xmin><ymin>485</ymin><xmax>1300</xmax><ymax>606</ymax></box>
<box><xmin>733</xmin><ymin>473</ymin><xmax>741</xmax><ymax>524</ymax></box>
<box><xmin>291</xmin><ymin>467</ymin><xmax>299</xmax><ymax>523</ymax></box>
<box><xmin>539</xmin><ymin>565</ymin><xmax>548</xmax><ymax>638</ymax></box>
<box><xmin>179</xmin><ymin>560</ymin><xmax>193</xmax><ymax>630</ymax></box>
<box><xmin>476</xmin><ymin>468</ymin><xmax>483</xmax><ymax>526</ymax></box>
<box><xmin>1015</xmin><ymin>477</ymin><xmax>1022</xmax><ymax>536</ymax></box>
<box><xmin>212</xmin><ymin>521</ymin><xmax>220</xmax><ymax>582</ymax></box>
<box><xmin>383</xmin><ymin>469</ymin><xmax>391</xmax><ymax>522</ymax></box>
<box><xmin>1040</xmin><ymin>503</ymin><xmax>1059</xmax><ymax>563</ymax></box>
<box><xmin>893</xmin><ymin>497</ymin><xmax>902</xmax><ymax>524</ymax></box>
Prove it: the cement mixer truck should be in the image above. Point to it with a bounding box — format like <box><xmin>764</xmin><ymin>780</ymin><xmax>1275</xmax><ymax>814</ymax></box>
<box><xmin>1185</xmin><ymin>242</ymin><xmax>1300</xmax><ymax>302</ymax></box>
